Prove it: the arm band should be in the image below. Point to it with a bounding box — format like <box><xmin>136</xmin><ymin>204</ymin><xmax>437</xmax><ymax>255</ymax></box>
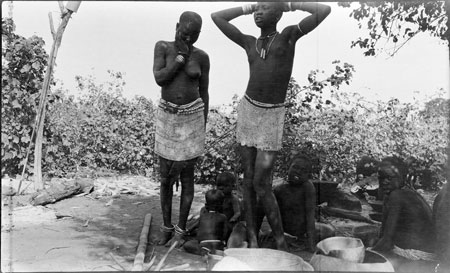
<box><xmin>297</xmin><ymin>24</ymin><xmax>306</xmax><ymax>35</ymax></box>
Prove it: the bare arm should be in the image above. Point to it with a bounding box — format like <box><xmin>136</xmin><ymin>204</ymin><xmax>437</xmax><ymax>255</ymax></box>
<box><xmin>305</xmin><ymin>182</ymin><xmax>317</xmax><ymax>252</ymax></box>
<box><xmin>373</xmin><ymin>192</ymin><xmax>401</xmax><ymax>251</ymax></box>
<box><xmin>211</xmin><ymin>5</ymin><xmax>255</xmax><ymax>50</ymax></box>
<box><xmin>282</xmin><ymin>2</ymin><xmax>331</xmax><ymax>42</ymax></box>
<box><xmin>230</xmin><ymin>195</ymin><xmax>242</xmax><ymax>222</ymax></box>
<box><xmin>221</xmin><ymin>214</ymin><xmax>229</xmax><ymax>242</ymax></box>
<box><xmin>198</xmin><ymin>51</ymin><xmax>210</xmax><ymax>125</ymax></box>
<box><xmin>153</xmin><ymin>41</ymin><xmax>185</xmax><ymax>86</ymax></box>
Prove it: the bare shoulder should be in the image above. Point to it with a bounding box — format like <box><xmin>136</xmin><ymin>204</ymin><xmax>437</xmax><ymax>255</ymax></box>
<box><xmin>304</xmin><ymin>181</ymin><xmax>315</xmax><ymax>192</ymax></box>
<box><xmin>193</xmin><ymin>47</ymin><xmax>210</xmax><ymax>62</ymax></box>
<box><xmin>193</xmin><ymin>47</ymin><xmax>208</xmax><ymax>57</ymax></box>
<box><xmin>155</xmin><ymin>40</ymin><xmax>170</xmax><ymax>49</ymax></box>
<box><xmin>385</xmin><ymin>190</ymin><xmax>408</xmax><ymax>206</ymax></box>
<box><xmin>219</xmin><ymin>212</ymin><xmax>228</xmax><ymax>221</ymax></box>
<box><xmin>155</xmin><ymin>41</ymin><xmax>170</xmax><ymax>52</ymax></box>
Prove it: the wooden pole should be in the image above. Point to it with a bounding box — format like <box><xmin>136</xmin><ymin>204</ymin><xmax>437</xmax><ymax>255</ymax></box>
<box><xmin>132</xmin><ymin>213</ymin><xmax>152</xmax><ymax>271</ymax></box>
<box><xmin>155</xmin><ymin>241</ymin><xmax>179</xmax><ymax>271</ymax></box>
<box><xmin>34</xmin><ymin>3</ymin><xmax>81</xmax><ymax>191</ymax></box>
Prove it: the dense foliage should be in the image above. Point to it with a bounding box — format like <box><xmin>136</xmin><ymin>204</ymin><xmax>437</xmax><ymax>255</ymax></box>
<box><xmin>1</xmin><ymin>18</ymin><xmax>48</xmax><ymax>176</ymax></box>
<box><xmin>2</xmin><ymin>17</ymin><xmax>447</xmax><ymax>189</ymax></box>
<box><xmin>44</xmin><ymin>72</ymin><xmax>156</xmax><ymax>178</ymax></box>
<box><xmin>339</xmin><ymin>1</ymin><xmax>448</xmax><ymax>56</ymax></box>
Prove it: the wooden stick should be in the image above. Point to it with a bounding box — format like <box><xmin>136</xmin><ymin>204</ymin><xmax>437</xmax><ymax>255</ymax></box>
<box><xmin>58</xmin><ymin>1</ymin><xmax>65</xmax><ymax>13</ymax></box>
<box><xmin>322</xmin><ymin>206</ymin><xmax>377</xmax><ymax>224</ymax></box>
<box><xmin>48</xmin><ymin>12</ymin><xmax>56</xmax><ymax>40</ymax></box>
<box><xmin>132</xmin><ymin>213</ymin><xmax>152</xmax><ymax>271</ymax></box>
<box><xmin>155</xmin><ymin>241</ymin><xmax>179</xmax><ymax>271</ymax></box>
<box><xmin>144</xmin><ymin>255</ymin><xmax>157</xmax><ymax>271</ymax></box>
<box><xmin>34</xmin><ymin>5</ymin><xmax>79</xmax><ymax>191</ymax></box>
<box><xmin>109</xmin><ymin>252</ymin><xmax>127</xmax><ymax>271</ymax></box>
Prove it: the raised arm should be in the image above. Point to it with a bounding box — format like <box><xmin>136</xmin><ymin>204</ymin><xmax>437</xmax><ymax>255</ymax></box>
<box><xmin>153</xmin><ymin>41</ymin><xmax>185</xmax><ymax>86</ymax></box>
<box><xmin>211</xmin><ymin>5</ymin><xmax>255</xmax><ymax>50</ymax></box>
<box><xmin>282</xmin><ymin>2</ymin><xmax>331</xmax><ymax>42</ymax></box>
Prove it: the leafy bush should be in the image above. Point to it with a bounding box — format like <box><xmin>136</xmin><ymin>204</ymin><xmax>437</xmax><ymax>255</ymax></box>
<box><xmin>43</xmin><ymin>71</ymin><xmax>156</xmax><ymax>177</ymax></box>
<box><xmin>1</xmin><ymin>18</ymin><xmax>48</xmax><ymax>176</ymax></box>
<box><xmin>196</xmin><ymin>96</ymin><xmax>241</xmax><ymax>184</ymax></box>
<box><xmin>1</xmin><ymin>19</ymin><xmax>446</xmax><ymax>189</ymax></box>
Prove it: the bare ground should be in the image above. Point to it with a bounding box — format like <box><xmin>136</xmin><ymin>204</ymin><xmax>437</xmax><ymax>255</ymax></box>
<box><xmin>1</xmin><ymin>175</ymin><xmax>439</xmax><ymax>272</ymax></box>
<box><xmin>1</xmin><ymin>175</ymin><xmax>212</xmax><ymax>271</ymax></box>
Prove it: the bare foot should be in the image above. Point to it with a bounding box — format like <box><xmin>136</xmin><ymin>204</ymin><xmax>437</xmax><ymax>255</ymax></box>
<box><xmin>165</xmin><ymin>232</ymin><xmax>185</xmax><ymax>247</ymax></box>
<box><xmin>157</xmin><ymin>230</ymin><xmax>173</xmax><ymax>245</ymax></box>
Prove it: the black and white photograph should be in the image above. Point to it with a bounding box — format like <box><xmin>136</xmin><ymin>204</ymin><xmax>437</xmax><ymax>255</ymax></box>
<box><xmin>1</xmin><ymin>1</ymin><xmax>449</xmax><ymax>272</ymax></box>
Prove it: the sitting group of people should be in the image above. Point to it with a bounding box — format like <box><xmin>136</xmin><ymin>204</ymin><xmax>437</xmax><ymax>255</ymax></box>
<box><xmin>162</xmin><ymin>154</ymin><xmax>449</xmax><ymax>272</ymax></box>
<box><xmin>183</xmin><ymin>172</ymin><xmax>243</xmax><ymax>255</ymax></box>
<box><xmin>181</xmin><ymin>154</ymin><xmax>336</xmax><ymax>256</ymax></box>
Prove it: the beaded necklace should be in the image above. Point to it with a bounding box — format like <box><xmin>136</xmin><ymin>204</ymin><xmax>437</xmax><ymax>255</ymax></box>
<box><xmin>255</xmin><ymin>31</ymin><xmax>278</xmax><ymax>60</ymax></box>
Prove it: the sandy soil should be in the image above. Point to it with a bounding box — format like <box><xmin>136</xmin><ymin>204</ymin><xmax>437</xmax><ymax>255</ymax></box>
<box><xmin>1</xmin><ymin>176</ymin><xmax>212</xmax><ymax>271</ymax></box>
<box><xmin>1</xmin><ymin>175</ymin><xmax>439</xmax><ymax>272</ymax></box>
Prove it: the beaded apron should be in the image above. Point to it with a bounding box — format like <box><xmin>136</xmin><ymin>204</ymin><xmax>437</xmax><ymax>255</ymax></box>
<box><xmin>236</xmin><ymin>94</ymin><xmax>286</xmax><ymax>151</ymax></box>
<box><xmin>155</xmin><ymin>98</ymin><xmax>205</xmax><ymax>161</ymax></box>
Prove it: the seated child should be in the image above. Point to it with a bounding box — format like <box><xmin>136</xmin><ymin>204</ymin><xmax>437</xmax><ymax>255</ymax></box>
<box><xmin>273</xmin><ymin>154</ymin><xmax>335</xmax><ymax>252</ymax></box>
<box><xmin>372</xmin><ymin>156</ymin><xmax>437</xmax><ymax>271</ymax></box>
<box><xmin>186</xmin><ymin>172</ymin><xmax>242</xmax><ymax>239</ymax></box>
<box><xmin>216</xmin><ymin>172</ymin><xmax>242</xmax><ymax>224</ymax></box>
<box><xmin>183</xmin><ymin>189</ymin><xmax>229</xmax><ymax>255</ymax></box>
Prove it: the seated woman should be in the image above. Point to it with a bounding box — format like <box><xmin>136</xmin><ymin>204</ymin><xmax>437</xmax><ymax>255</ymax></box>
<box><xmin>373</xmin><ymin>156</ymin><xmax>437</xmax><ymax>271</ymax></box>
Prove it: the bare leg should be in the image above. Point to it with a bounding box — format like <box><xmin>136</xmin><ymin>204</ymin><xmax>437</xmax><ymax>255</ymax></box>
<box><xmin>158</xmin><ymin>157</ymin><xmax>175</xmax><ymax>245</ymax></box>
<box><xmin>253</xmin><ymin>150</ymin><xmax>288</xmax><ymax>251</ymax></box>
<box><xmin>177</xmin><ymin>158</ymin><xmax>196</xmax><ymax>230</ymax></box>
<box><xmin>165</xmin><ymin>158</ymin><xmax>196</xmax><ymax>247</ymax></box>
<box><xmin>240</xmin><ymin>145</ymin><xmax>258</xmax><ymax>248</ymax></box>
<box><xmin>255</xmin><ymin>191</ymin><xmax>266</xmax><ymax>234</ymax></box>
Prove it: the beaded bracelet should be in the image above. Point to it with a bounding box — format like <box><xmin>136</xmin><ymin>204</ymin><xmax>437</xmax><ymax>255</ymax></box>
<box><xmin>174</xmin><ymin>224</ymin><xmax>187</xmax><ymax>236</ymax></box>
<box><xmin>175</xmin><ymin>55</ymin><xmax>185</xmax><ymax>64</ymax></box>
<box><xmin>160</xmin><ymin>224</ymin><xmax>174</xmax><ymax>233</ymax></box>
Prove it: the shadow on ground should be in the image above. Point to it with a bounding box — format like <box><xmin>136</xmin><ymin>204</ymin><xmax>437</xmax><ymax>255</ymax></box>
<box><xmin>2</xmin><ymin>182</ymin><xmax>208</xmax><ymax>271</ymax></box>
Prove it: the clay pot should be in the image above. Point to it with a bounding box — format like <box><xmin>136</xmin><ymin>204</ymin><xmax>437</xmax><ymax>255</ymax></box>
<box><xmin>316</xmin><ymin>237</ymin><xmax>365</xmax><ymax>263</ymax></box>
<box><xmin>310</xmin><ymin>249</ymin><xmax>394</xmax><ymax>272</ymax></box>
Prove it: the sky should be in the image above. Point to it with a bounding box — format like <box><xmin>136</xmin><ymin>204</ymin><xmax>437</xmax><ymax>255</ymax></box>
<box><xmin>3</xmin><ymin>1</ymin><xmax>450</xmax><ymax>106</ymax></box>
